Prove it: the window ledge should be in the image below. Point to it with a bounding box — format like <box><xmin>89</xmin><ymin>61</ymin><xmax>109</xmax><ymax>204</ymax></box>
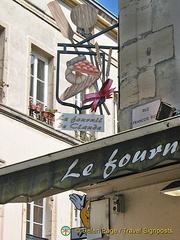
<box><xmin>26</xmin><ymin>234</ymin><xmax>48</xmax><ymax>240</ymax></box>
<box><xmin>0</xmin><ymin>104</ymin><xmax>84</xmax><ymax>145</ymax></box>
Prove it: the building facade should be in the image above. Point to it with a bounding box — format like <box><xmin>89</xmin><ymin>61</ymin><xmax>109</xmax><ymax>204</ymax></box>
<box><xmin>0</xmin><ymin>0</ymin><xmax>180</xmax><ymax>240</ymax></box>
<box><xmin>0</xmin><ymin>0</ymin><xmax>118</xmax><ymax>240</ymax></box>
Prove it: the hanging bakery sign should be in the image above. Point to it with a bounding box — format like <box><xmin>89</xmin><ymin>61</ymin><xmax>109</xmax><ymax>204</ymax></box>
<box><xmin>48</xmin><ymin>1</ymin><xmax>117</xmax><ymax>129</ymax></box>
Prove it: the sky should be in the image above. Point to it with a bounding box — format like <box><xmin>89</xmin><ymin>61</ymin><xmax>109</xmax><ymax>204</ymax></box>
<box><xmin>96</xmin><ymin>0</ymin><xmax>118</xmax><ymax>16</ymax></box>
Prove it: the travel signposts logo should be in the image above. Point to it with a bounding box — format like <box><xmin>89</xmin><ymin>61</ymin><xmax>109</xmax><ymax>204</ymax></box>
<box><xmin>61</xmin><ymin>226</ymin><xmax>71</xmax><ymax>236</ymax></box>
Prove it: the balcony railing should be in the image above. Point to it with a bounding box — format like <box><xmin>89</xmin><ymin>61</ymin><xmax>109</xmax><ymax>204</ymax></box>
<box><xmin>26</xmin><ymin>234</ymin><xmax>48</xmax><ymax>240</ymax></box>
<box><xmin>29</xmin><ymin>108</ymin><xmax>54</xmax><ymax>127</ymax></box>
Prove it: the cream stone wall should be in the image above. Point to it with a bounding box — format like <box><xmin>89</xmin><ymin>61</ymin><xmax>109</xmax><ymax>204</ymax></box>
<box><xmin>119</xmin><ymin>0</ymin><xmax>180</xmax><ymax>131</ymax></box>
<box><xmin>3</xmin><ymin>204</ymin><xmax>25</xmax><ymax>240</ymax></box>
<box><xmin>0</xmin><ymin>114</ymin><xmax>72</xmax><ymax>165</ymax></box>
<box><xmin>109</xmin><ymin>182</ymin><xmax>180</xmax><ymax>240</ymax></box>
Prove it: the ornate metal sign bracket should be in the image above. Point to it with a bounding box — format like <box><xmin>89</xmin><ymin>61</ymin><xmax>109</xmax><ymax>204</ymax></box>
<box><xmin>56</xmin><ymin>23</ymin><xmax>119</xmax><ymax>114</ymax></box>
<box><xmin>56</xmin><ymin>50</ymin><xmax>106</xmax><ymax>113</ymax></box>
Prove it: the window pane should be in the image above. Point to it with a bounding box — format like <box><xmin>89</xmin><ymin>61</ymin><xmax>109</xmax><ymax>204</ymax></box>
<box><xmin>30</xmin><ymin>76</ymin><xmax>34</xmax><ymax>97</ymax></box>
<box><xmin>34</xmin><ymin>206</ymin><xmax>43</xmax><ymax>223</ymax></box>
<box><xmin>37</xmin><ymin>59</ymin><xmax>45</xmax><ymax>80</ymax></box>
<box><xmin>31</xmin><ymin>56</ymin><xmax>35</xmax><ymax>75</ymax></box>
<box><xmin>0</xmin><ymin>28</ymin><xmax>5</xmax><ymax>80</ymax></box>
<box><xmin>34</xmin><ymin>198</ymin><xmax>43</xmax><ymax>206</ymax></box>
<box><xmin>27</xmin><ymin>203</ymin><xmax>30</xmax><ymax>220</ymax></box>
<box><xmin>37</xmin><ymin>80</ymin><xmax>44</xmax><ymax>102</ymax></box>
<box><xmin>33</xmin><ymin>223</ymin><xmax>42</xmax><ymax>237</ymax></box>
<box><xmin>26</xmin><ymin>221</ymin><xmax>30</xmax><ymax>234</ymax></box>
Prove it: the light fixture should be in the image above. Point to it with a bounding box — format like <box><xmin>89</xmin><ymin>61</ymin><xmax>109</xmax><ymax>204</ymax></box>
<box><xmin>156</xmin><ymin>102</ymin><xmax>176</xmax><ymax>120</ymax></box>
<box><xmin>160</xmin><ymin>181</ymin><xmax>180</xmax><ymax>196</ymax></box>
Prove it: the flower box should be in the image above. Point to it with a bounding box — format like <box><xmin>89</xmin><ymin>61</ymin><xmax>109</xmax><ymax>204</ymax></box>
<box><xmin>47</xmin><ymin>112</ymin><xmax>55</xmax><ymax>121</ymax></box>
<box><xmin>29</xmin><ymin>103</ymin><xmax>36</xmax><ymax>110</ymax></box>
<box><xmin>41</xmin><ymin>111</ymin><xmax>49</xmax><ymax>118</ymax></box>
<box><xmin>35</xmin><ymin>106</ymin><xmax>41</xmax><ymax>112</ymax></box>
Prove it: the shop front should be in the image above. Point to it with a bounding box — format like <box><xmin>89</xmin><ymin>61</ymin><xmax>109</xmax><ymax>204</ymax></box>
<box><xmin>0</xmin><ymin>116</ymin><xmax>179</xmax><ymax>239</ymax></box>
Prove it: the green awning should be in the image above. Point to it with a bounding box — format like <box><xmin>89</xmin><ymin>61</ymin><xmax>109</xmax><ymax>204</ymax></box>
<box><xmin>0</xmin><ymin>116</ymin><xmax>179</xmax><ymax>204</ymax></box>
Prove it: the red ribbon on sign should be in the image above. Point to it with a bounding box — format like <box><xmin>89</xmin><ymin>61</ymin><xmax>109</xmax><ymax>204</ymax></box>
<box><xmin>82</xmin><ymin>79</ymin><xmax>116</xmax><ymax>112</ymax></box>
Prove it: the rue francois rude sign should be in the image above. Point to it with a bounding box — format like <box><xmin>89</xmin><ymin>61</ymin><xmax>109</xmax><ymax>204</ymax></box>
<box><xmin>55</xmin><ymin>113</ymin><xmax>104</xmax><ymax>132</ymax></box>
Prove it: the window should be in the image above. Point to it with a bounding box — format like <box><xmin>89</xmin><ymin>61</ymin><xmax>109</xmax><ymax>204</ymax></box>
<box><xmin>0</xmin><ymin>26</ymin><xmax>5</xmax><ymax>81</ymax></box>
<box><xmin>30</xmin><ymin>52</ymin><xmax>48</xmax><ymax>109</ymax></box>
<box><xmin>26</xmin><ymin>198</ymin><xmax>46</xmax><ymax>238</ymax></box>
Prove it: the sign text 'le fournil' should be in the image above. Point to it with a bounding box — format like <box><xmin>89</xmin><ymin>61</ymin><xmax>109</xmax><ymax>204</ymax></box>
<box><xmin>61</xmin><ymin>140</ymin><xmax>178</xmax><ymax>182</ymax></box>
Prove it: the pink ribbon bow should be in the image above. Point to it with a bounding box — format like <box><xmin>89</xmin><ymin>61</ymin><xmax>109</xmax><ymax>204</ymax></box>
<box><xmin>83</xmin><ymin>79</ymin><xmax>116</xmax><ymax>112</ymax></box>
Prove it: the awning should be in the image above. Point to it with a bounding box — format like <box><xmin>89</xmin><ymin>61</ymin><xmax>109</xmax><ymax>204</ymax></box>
<box><xmin>0</xmin><ymin>116</ymin><xmax>179</xmax><ymax>204</ymax></box>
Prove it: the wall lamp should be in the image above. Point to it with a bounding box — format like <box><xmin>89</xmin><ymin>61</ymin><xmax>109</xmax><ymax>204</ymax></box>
<box><xmin>160</xmin><ymin>181</ymin><xmax>180</xmax><ymax>196</ymax></box>
<box><xmin>156</xmin><ymin>102</ymin><xmax>176</xmax><ymax>120</ymax></box>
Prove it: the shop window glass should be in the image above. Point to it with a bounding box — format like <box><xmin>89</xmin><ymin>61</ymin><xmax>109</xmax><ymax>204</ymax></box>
<box><xmin>26</xmin><ymin>198</ymin><xmax>46</xmax><ymax>238</ymax></box>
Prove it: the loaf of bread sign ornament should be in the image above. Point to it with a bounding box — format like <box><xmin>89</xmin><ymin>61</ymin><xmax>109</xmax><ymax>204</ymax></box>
<box><xmin>60</xmin><ymin>56</ymin><xmax>101</xmax><ymax>101</ymax></box>
<box><xmin>65</xmin><ymin>56</ymin><xmax>101</xmax><ymax>84</ymax></box>
<box><xmin>74</xmin><ymin>60</ymin><xmax>100</xmax><ymax>76</ymax></box>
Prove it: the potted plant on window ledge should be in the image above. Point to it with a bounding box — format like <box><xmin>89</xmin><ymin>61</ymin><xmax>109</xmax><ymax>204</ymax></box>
<box><xmin>41</xmin><ymin>110</ymin><xmax>49</xmax><ymax>119</ymax></box>
<box><xmin>29</xmin><ymin>99</ymin><xmax>36</xmax><ymax>110</ymax></box>
<box><xmin>44</xmin><ymin>107</ymin><xmax>58</xmax><ymax>121</ymax></box>
<box><xmin>0</xmin><ymin>80</ymin><xmax>9</xmax><ymax>103</ymax></box>
<box><xmin>35</xmin><ymin>101</ymin><xmax>42</xmax><ymax>112</ymax></box>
